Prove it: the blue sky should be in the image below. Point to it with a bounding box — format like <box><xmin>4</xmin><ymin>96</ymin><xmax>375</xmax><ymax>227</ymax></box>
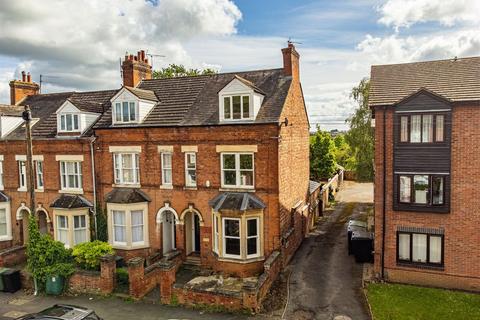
<box><xmin>0</xmin><ymin>0</ymin><xmax>478</xmax><ymax>130</ymax></box>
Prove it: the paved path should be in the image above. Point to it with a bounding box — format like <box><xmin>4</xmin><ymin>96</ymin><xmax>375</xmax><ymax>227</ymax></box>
<box><xmin>0</xmin><ymin>291</ymin><xmax>253</xmax><ymax>320</ymax></box>
<box><xmin>283</xmin><ymin>181</ymin><xmax>373</xmax><ymax>320</ymax></box>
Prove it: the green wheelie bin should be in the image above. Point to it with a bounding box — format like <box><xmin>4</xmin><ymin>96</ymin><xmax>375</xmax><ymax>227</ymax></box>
<box><xmin>45</xmin><ymin>275</ymin><xmax>65</xmax><ymax>295</ymax></box>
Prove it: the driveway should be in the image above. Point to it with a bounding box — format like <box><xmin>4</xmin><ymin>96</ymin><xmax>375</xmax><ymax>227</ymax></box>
<box><xmin>282</xmin><ymin>181</ymin><xmax>373</xmax><ymax>320</ymax></box>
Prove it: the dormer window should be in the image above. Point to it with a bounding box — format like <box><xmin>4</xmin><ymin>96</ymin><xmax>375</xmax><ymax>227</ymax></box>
<box><xmin>223</xmin><ymin>95</ymin><xmax>251</xmax><ymax>120</ymax></box>
<box><xmin>59</xmin><ymin>113</ymin><xmax>80</xmax><ymax>132</ymax></box>
<box><xmin>114</xmin><ymin>101</ymin><xmax>137</xmax><ymax>123</ymax></box>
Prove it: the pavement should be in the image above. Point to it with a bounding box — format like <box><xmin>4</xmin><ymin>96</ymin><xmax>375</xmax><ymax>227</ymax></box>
<box><xmin>282</xmin><ymin>181</ymin><xmax>373</xmax><ymax>320</ymax></box>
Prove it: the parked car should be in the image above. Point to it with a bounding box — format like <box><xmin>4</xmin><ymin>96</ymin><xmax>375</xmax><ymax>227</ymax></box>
<box><xmin>17</xmin><ymin>304</ymin><xmax>102</xmax><ymax>320</ymax></box>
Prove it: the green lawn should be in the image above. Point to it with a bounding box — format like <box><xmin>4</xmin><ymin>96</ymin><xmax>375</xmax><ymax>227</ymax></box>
<box><xmin>366</xmin><ymin>283</ymin><xmax>480</xmax><ymax>320</ymax></box>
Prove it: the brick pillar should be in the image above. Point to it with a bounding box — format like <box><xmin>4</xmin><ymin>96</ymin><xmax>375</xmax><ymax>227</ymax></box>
<box><xmin>99</xmin><ymin>254</ymin><xmax>116</xmax><ymax>294</ymax></box>
<box><xmin>175</xmin><ymin>224</ymin><xmax>185</xmax><ymax>258</ymax></box>
<box><xmin>158</xmin><ymin>260</ymin><xmax>177</xmax><ymax>304</ymax></box>
<box><xmin>242</xmin><ymin>279</ymin><xmax>259</xmax><ymax>313</ymax></box>
<box><xmin>127</xmin><ymin>257</ymin><xmax>145</xmax><ymax>299</ymax></box>
<box><xmin>200</xmin><ymin>226</ymin><xmax>211</xmax><ymax>265</ymax></box>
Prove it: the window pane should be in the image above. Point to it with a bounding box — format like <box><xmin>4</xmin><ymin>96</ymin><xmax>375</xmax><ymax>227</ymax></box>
<box><xmin>412</xmin><ymin>234</ymin><xmax>427</xmax><ymax>262</ymax></box>
<box><xmin>222</xmin><ymin>154</ymin><xmax>235</xmax><ymax>169</ymax></box>
<box><xmin>163</xmin><ymin>169</ymin><xmax>172</xmax><ymax>184</ymax></box>
<box><xmin>432</xmin><ymin>176</ymin><xmax>444</xmax><ymax>205</ymax></box>
<box><xmin>224</xmin><ymin>97</ymin><xmax>231</xmax><ymax>119</ymax></box>
<box><xmin>414</xmin><ymin>175</ymin><xmax>429</xmax><ymax>204</ymax></box>
<box><xmin>187</xmin><ymin>153</ymin><xmax>196</xmax><ymax>168</ymax></box>
<box><xmin>436</xmin><ymin>115</ymin><xmax>444</xmax><ymax>142</ymax></box>
<box><xmin>122</xmin><ymin>102</ymin><xmax>129</xmax><ymax>122</ymax></box>
<box><xmin>247</xmin><ymin>238</ymin><xmax>257</xmax><ymax>255</ymax></box>
<box><xmin>398</xmin><ymin>233</ymin><xmax>410</xmax><ymax>260</ymax></box>
<box><xmin>410</xmin><ymin>115</ymin><xmax>421</xmax><ymax>142</ymax></box>
<box><xmin>232</xmin><ymin>96</ymin><xmax>241</xmax><ymax>119</ymax></box>
<box><xmin>61</xmin><ymin>115</ymin><xmax>66</xmax><ymax>130</ymax></box>
<box><xmin>129</xmin><ymin>102</ymin><xmax>136</xmax><ymax>121</ymax></box>
<box><xmin>224</xmin><ymin>171</ymin><xmax>236</xmax><ymax>185</ymax></box>
<box><xmin>242</xmin><ymin>96</ymin><xmax>250</xmax><ymax>118</ymax></box>
<box><xmin>115</xmin><ymin>103</ymin><xmax>122</xmax><ymax>122</ymax></box>
<box><xmin>422</xmin><ymin>115</ymin><xmax>433</xmax><ymax>143</ymax></box>
<box><xmin>400</xmin><ymin>116</ymin><xmax>408</xmax><ymax>142</ymax></box>
<box><xmin>240</xmin><ymin>154</ymin><xmax>253</xmax><ymax>169</ymax></box>
<box><xmin>74</xmin><ymin>215</ymin><xmax>86</xmax><ymax>228</ymax></box>
<box><xmin>224</xmin><ymin>219</ymin><xmax>239</xmax><ymax>237</ymax></box>
<box><xmin>399</xmin><ymin>176</ymin><xmax>411</xmax><ymax>203</ymax></box>
<box><xmin>247</xmin><ymin>219</ymin><xmax>257</xmax><ymax>237</ymax></box>
<box><xmin>113</xmin><ymin>211</ymin><xmax>126</xmax><ymax>242</ymax></box>
<box><xmin>66</xmin><ymin>114</ymin><xmax>73</xmax><ymax>131</ymax></box>
<box><xmin>187</xmin><ymin>170</ymin><xmax>196</xmax><ymax>185</ymax></box>
<box><xmin>0</xmin><ymin>208</ymin><xmax>7</xmax><ymax>236</ymax></box>
<box><xmin>73</xmin><ymin>114</ymin><xmax>79</xmax><ymax>130</ymax></box>
<box><xmin>131</xmin><ymin>210</ymin><xmax>144</xmax><ymax>243</ymax></box>
<box><xmin>240</xmin><ymin>171</ymin><xmax>253</xmax><ymax>186</ymax></box>
<box><xmin>429</xmin><ymin>236</ymin><xmax>442</xmax><ymax>263</ymax></box>
<box><xmin>225</xmin><ymin>238</ymin><xmax>240</xmax><ymax>255</ymax></box>
<box><xmin>162</xmin><ymin>153</ymin><xmax>172</xmax><ymax>167</ymax></box>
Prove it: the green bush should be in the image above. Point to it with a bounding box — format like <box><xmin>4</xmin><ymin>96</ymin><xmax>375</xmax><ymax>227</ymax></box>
<box><xmin>94</xmin><ymin>206</ymin><xmax>108</xmax><ymax>242</ymax></box>
<box><xmin>116</xmin><ymin>267</ymin><xmax>129</xmax><ymax>286</ymax></box>
<box><xmin>72</xmin><ymin>240</ymin><xmax>114</xmax><ymax>270</ymax></box>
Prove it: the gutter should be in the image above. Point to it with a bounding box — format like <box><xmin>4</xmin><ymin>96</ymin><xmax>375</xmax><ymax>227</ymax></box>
<box><xmin>90</xmin><ymin>136</ymin><xmax>98</xmax><ymax>238</ymax></box>
<box><xmin>381</xmin><ymin>106</ymin><xmax>387</xmax><ymax>279</ymax></box>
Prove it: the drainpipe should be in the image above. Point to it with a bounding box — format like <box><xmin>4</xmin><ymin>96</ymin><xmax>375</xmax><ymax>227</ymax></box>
<box><xmin>90</xmin><ymin>136</ymin><xmax>98</xmax><ymax>238</ymax></box>
<box><xmin>381</xmin><ymin>106</ymin><xmax>387</xmax><ymax>279</ymax></box>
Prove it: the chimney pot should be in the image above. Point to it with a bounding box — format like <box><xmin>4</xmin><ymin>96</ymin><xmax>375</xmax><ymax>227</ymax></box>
<box><xmin>140</xmin><ymin>50</ymin><xmax>145</xmax><ymax>62</ymax></box>
<box><xmin>144</xmin><ymin>58</ymin><xmax>148</xmax><ymax>64</ymax></box>
<box><xmin>122</xmin><ymin>48</ymin><xmax>153</xmax><ymax>87</ymax></box>
<box><xmin>125</xmin><ymin>55</ymin><xmax>128</xmax><ymax>61</ymax></box>
<box><xmin>129</xmin><ymin>54</ymin><xmax>134</xmax><ymax>61</ymax></box>
<box><xmin>21</xmin><ymin>71</ymin><xmax>26</xmax><ymax>82</ymax></box>
<box><xmin>27</xmin><ymin>72</ymin><xmax>31</xmax><ymax>83</ymax></box>
<box><xmin>134</xmin><ymin>56</ymin><xmax>138</xmax><ymax>61</ymax></box>
<box><xmin>281</xmin><ymin>43</ymin><xmax>300</xmax><ymax>81</ymax></box>
<box><xmin>137</xmin><ymin>51</ymin><xmax>141</xmax><ymax>61</ymax></box>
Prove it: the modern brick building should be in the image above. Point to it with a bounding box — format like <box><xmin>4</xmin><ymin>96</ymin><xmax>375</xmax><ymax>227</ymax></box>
<box><xmin>370</xmin><ymin>57</ymin><xmax>480</xmax><ymax>291</ymax></box>
<box><xmin>0</xmin><ymin>45</ymin><xmax>311</xmax><ymax>279</ymax></box>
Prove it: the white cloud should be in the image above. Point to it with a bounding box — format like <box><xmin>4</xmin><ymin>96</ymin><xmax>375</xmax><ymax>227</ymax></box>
<box><xmin>0</xmin><ymin>0</ymin><xmax>241</xmax><ymax>102</ymax></box>
<box><xmin>378</xmin><ymin>0</ymin><xmax>480</xmax><ymax>29</ymax></box>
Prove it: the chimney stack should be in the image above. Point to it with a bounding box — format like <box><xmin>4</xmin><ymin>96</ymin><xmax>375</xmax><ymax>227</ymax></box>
<box><xmin>9</xmin><ymin>71</ymin><xmax>40</xmax><ymax>105</ymax></box>
<box><xmin>281</xmin><ymin>42</ymin><xmax>300</xmax><ymax>81</ymax></box>
<box><xmin>122</xmin><ymin>49</ymin><xmax>152</xmax><ymax>87</ymax></box>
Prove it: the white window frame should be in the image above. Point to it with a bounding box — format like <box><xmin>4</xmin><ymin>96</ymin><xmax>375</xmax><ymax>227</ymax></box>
<box><xmin>58</xmin><ymin>113</ymin><xmax>80</xmax><ymax>132</ymax></box>
<box><xmin>113</xmin><ymin>101</ymin><xmax>138</xmax><ymax>124</ymax></box>
<box><xmin>108</xmin><ymin>204</ymin><xmax>149</xmax><ymax>249</ymax></box>
<box><xmin>0</xmin><ymin>204</ymin><xmax>12</xmax><ymax>241</ymax></box>
<box><xmin>53</xmin><ymin>210</ymin><xmax>90</xmax><ymax>248</ymax></box>
<box><xmin>60</xmin><ymin>161</ymin><xmax>82</xmax><ymax>191</ymax></box>
<box><xmin>130</xmin><ymin>210</ymin><xmax>144</xmax><ymax>245</ymax></box>
<box><xmin>56</xmin><ymin>215</ymin><xmax>70</xmax><ymax>247</ymax></box>
<box><xmin>112</xmin><ymin>210</ymin><xmax>127</xmax><ymax>246</ymax></box>
<box><xmin>18</xmin><ymin>161</ymin><xmax>27</xmax><ymax>191</ymax></box>
<box><xmin>35</xmin><ymin>160</ymin><xmax>44</xmax><ymax>190</ymax></box>
<box><xmin>213</xmin><ymin>214</ymin><xmax>220</xmax><ymax>254</ymax></box>
<box><xmin>221</xmin><ymin>94</ymin><xmax>252</xmax><ymax>121</ymax></box>
<box><xmin>185</xmin><ymin>152</ymin><xmax>197</xmax><ymax>187</ymax></box>
<box><xmin>246</xmin><ymin>217</ymin><xmax>260</xmax><ymax>258</ymax></box>
<box><xmin>221</xmin><ymin>153</ymin><xmax>254</xmax><ymax>189</ymax></box>
<box><xmin>73</xmin><ymin>215</ymin><xmax>88</xmax><ymax>246</ymax></box>
<box><xmin>0</xmin><ymin>159</ymin><xmax>4</xmax><ymax>190</ymax></box>
<box><xmin>161</xmin><ymin>152</ymin><xmax>173</xmax><ymax>186</ymax></box>
<box><xmin>113</xmin><ymin>153</ymin><xmax>140</xmax><ymax>185</ymax></box>
<box><xmin>222</xmin><ymin>217</ymin><xmax>242</xmax><ymax>259</ymax></box>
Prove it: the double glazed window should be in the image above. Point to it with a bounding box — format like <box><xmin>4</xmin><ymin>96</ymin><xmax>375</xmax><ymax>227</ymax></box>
<box><xmin>55</xmin><ymin>213</ymin><xmax>89</xmax><ymax>248</ymax></box>
<box><xmin>35</xmin><ymin>160</ymin><xmax>44</xmax><ymax>190</ymax></box>
<box><xmin>223</xmin><ymin>95</ymin><xmax>251</xmax><ymax>120</ymax></box>
<box><xmin>59</xmin><ymin>113</ymin><xmax>80</xmax><ymax>132</ymax></box>
<box><xmin>161</xmin><ymin>153</ymin><xmax>173</xmax><ymax>185</ymax></box>
<box><xmin>0</xmin><ymin>160</ymin><xmax>3</xmax><ymax>189</ymax></box>
<box><xmin>112</xmin><ymin>209</ymin><xmax>145</xmax><ymax>247</ymax></box>
<box><xmin>221</xmin><ymin>153</ymin><xmax>254</xmax><ymax>188</ymax></box>
<box><xmin>114</xmin><ymin>153</ymin><xmax>140</xmax><ymax>185</ymax></box>
<box><xmin>73</xmin><ymin>215</ymin><xmax>87</xmax><ymax>245</ymax></box>
<box><xmin>400</xmin><ymin>114</ymin><xmax>445</xmax><ymax>143</ymax></box>
<box><xmin>398</xmin><ymin>232</ymin><xmax>443</xmax><ymax>266</ymax></box>
<box><xmin>223</xmin><ymin>218</ymin><xmax>241</xmax><ymax>258</ymax></box>
<box><xmin>114</xmin><ymin>101</ymin><xmax>137</xmax><ymax>123</ymax></box>
<box><xmin>18</xmin><ymin>161</ymin><xmax>27</xmax><ymax>190</ymax></box>
<box><xmin>0</xmin><ymin>208</ymin><xmax>7</xmax><ymax>238</ymax></box>
<box><xmin>56</xmin><ymin>215</ymin><xmax>69</xmax><ymax>245</ymax></box>
<box><xmin>214</xmin><ymin>215</ymin><xmax>261</xmax><ymax>259</ymax></box>
<box><xmin>399</xmin><ymin>174</ymin><xmax>445</xmax><ymax>205</ymax></box>
<box><xmin>60</xmin><ymin>161</ymin><xmax>82</xmax><ymax>190</ymax></box>
<box><xmin>185</xmin><ymin>152</ymin><xmax>197</xmax><ymax>187</ymax></box>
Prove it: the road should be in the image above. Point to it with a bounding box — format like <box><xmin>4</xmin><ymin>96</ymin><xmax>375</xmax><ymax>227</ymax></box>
<box><xmin>282</xmin><ymin>181</ymin><xmax>373</xmax><ymax>320</ymax></box>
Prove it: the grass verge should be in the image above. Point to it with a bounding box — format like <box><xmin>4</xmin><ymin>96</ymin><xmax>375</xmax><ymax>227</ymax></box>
<box><xmin>366</xmin><ymin>282</ymin><xmax>480</xmax><ymax>320</ymax></box>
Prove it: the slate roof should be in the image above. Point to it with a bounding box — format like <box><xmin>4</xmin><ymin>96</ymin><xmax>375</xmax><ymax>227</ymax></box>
<box><xmin>0</xmin><ymin>191</ymin><xmax>10</xmax><ymax>202</ymax></box>
<box><xmin>105</xmin><ymin>188</ymin><xmax>151</xmax><ymax>204</ymax></box>
<box><xmin>369</xmin><ymin>56</ymin><xmax>480</xmax><ymax>107</ymax></box>
<box><xmin>124</xmin><ymin>86</ymin><xmax>158</xmax><ymax>102</ymax></box>
<box><xmin>309</xmin><ymin>180</ymin><xmax>321</xmax><ymax>194</ymax></box>
<box><xmin>0</xmin><ymin>105</ymin><xmax>24</xmax><ymax>116</ymax></box>
<box><xmin>95</xmin><ymin>68</ymin><xmax>291</xmax><ymax>128</ymax></box>
<box><xmin>209</xmin><ymin>192</ymin><xmax>266</xmax><ymax>212</ymax></box>
<box><xmin>50</xmin><ymin>194</ymin><xmax>93</xmax><ymax>208</ymax></box>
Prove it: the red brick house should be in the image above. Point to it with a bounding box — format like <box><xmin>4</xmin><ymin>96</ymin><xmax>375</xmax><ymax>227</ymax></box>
<box><xmin>371</xmin><ymin>57</ymin><xmax>480</xmax><ymax>291</ymax></box>
<box><xmin>0</xmin><ymin>45</ymin><xmax>311</xmax><ymax>279</ymax></box>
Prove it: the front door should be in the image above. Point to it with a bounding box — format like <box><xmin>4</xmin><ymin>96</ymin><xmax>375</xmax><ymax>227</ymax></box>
<box><xmin>162</xmin><ymin>211</ymin><xmax>175</xmax><ymax>254</ymax></box>
<box><xmin>38</xmin><ymin>212</ymin><xmax>48</xmax><ymax>234</ymax></box>
<box><xmin>192</xmin><ymin>214</ymin><xmax>201</xmax><ymax>253</ymax></box>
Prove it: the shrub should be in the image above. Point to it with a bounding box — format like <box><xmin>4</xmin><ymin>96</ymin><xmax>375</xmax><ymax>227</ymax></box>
<box><xmin>72</xmin><ymin>240</ymin><xmax>114</xmax><ymax>270</ymax></box>
<box><xmin>116</xmin><ymin>267</ymin><xmax>129</xmax><ymax>286</ymax></box>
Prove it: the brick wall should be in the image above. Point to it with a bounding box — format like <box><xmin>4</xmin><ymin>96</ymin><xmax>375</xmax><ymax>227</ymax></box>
<box><xmin>0</xmin><ymin>245</ymin><xmax>25</xmax><ymax>267</ymax></box>
<box><xmin>68</xmin><ymin>254</ymin><xmax>116</xmax><ymax>295</ymax></box>
<box><xmin>374</xmin><ymin>104</ymin><xmax>480</xmax><ymax>291</ymax></box>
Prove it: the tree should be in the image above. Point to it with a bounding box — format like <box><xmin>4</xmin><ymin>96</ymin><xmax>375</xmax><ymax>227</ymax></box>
<box><xmin>153</xmin><ymin>64</ymin><xmax>216</xmax><ymax>79</ymax></box>
<box><xmin>345</xmin><ymin>78</ymin><xmax>374</xmax><ymax>181</ymax></box>
<box><xmin>310</xmin><ymin>127</ymin><xmax>337</xmax><ymax>180</ymax></box>
<box><xmin>333</xmin><ymin>134</ymin><xmax>356</xmax><ymax>170</ymax></box>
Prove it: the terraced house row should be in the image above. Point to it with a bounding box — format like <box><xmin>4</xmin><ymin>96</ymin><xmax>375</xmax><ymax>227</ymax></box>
<box><xmin>0</xmin><ymin>44</ymin><xmax>312</xmax><ymax>278</ymax></box>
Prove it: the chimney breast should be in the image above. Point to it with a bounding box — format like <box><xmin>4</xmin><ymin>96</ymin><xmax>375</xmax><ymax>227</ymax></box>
<box><xmin>122</xmin><ymin>49</ymin><xmax>153</xmax><ymax>87</ymax></box>
<box><xmin>9</xmin><ymin>71</ymin><xmax>40</xmax><ymax>105</ymax></box>
<box><xmin>281</xmin><ymin>43</ymin><xmax>300</xmax><ymax>81</ymax></box>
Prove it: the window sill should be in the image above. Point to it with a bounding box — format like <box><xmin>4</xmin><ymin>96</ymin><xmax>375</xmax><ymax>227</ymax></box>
<box><xmin>0</xmin><ymin>236</ymin><xmax>13</xmax><ymax>242</ymax></box>
<box><xmin>59</xmin><ymin>189</ymin><xmax>84</xmax><ymax>194</ymax></box>
<box><xmin>217</xmin><ymin>256</ymin><xmax>265</xmax><ymax>264</ymax></box>
<box><xmin>112</xmin><ymin>184</ymin><xmax>141</xmax><ymax>188</ymax></box>
<box><xmin>160</xmin><ymin>185</ymin><xmax>173</xmax><ymax>190</ymax></box>
<box><xmin>396</xmin><ymin>262</ymin><xmax>444</xmax><ymax>271</ymax></box>
<box><xmin>0</xmin><ymin>186</ymin><xmax>4</xmax><ymax>191</ymax></box>
<box><xmin>219</xmin><ymin>187</ymin><xmax>255</xmax><ymax>192</ymax></box>
<box><xmin>35</xmin><ymin>188</ymin><xmax>44</xmax><ymax>193</ymax></box>
<box><xmin>183</xmin><ymin>186</ymin><xmax>197</xmax><ymax>191</ymax></box>
<box><xmin>112</xmin><ymin>243</ymin><xmax>149</xmax><ymax>250</ymax></box>
<box><xmin>17</xmin><ymin>187</ymin><xmax>27</xmax><ymax>192</ymax></box>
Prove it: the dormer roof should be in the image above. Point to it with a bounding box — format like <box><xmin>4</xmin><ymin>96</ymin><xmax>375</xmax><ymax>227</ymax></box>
<box><xmin>123</xmin><ymin>86</ymin><xmax>158</xmax><ymax>102</ymax></box>
<box><xmin>228</xmin><ymin>75</ymin><xmax>266</xmax><ymax>95</ymax></box>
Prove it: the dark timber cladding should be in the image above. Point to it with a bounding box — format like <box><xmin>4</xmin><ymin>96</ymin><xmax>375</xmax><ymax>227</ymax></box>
<box><xmin>392</xmin><ymin>90</ymin><xmax>451</xmax><ymax>213</ymax></box>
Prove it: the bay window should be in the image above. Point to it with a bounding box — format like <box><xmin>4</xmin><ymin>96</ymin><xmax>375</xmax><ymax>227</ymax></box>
<box><xmin>397</xmin><ymin>174</ymin><xmax>446</xmax><ymax>206</ymax></box>
<box><xmin>399</xmin><ymin>113</ymin><xmax>445</xmax><ymax>143</ymax></box>
<box><xmin>221</xmin><ymin>153</ymin><xmax>254</xmax><ymax>188</ymax></box>
<box><xmin>114</xmin><ymin>153</ymin><xmax>140</xmax><ymax>185</ymax></box>
<box><xmin>246</xmin><ymin>218</ymin><xmax>259</xmax><ymax>258</ymax></box>
<box><xmin>54</xmin><ymin>210</ymin><xmax>90</xmax><ymax>248</ymax></box>
<box><xmin>108</xmin><ymin>204</ymin><xmax>148</xmax><ymax>249</ymax></box>
<box><xmin>397</xmin><ymin>231</ymin><xmax>443</xmax><ymax>266</ymax></box>
<box><xmin>114</xmin><ymin>101</ymin><xmax>137</xmax><ymax>123</ymax></box>
<box><xmin>223</xmin><ymin>218</ymin><xmax>241</xmax><ymax>258</ymax></box>
<box><xmin>56</xmin><ymin>215</ymin><xmax>69</xmax><ymax>246</ymax></box>
<box><xmin>60</xmin><ymin>161</ymin><xmax>82</xmax><ymax>190</ymax></box>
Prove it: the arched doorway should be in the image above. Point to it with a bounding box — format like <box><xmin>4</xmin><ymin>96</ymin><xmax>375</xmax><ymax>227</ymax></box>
<box><xmin>156</xmin><ymin>204</ymin><xmax>179</xmax><ymax>255</ymax></box>
<box><xmin>180</xmin><ymin>206</ymin><xmax>204</xmax><ymax>256</ymax></box>
<box><xmin>36</xmin><ymin>207</ymin><xmax>51</xmax><ymax>235</ymax></box>
<box><xmin>16</xmin><ymin>203</ymin><xmax>31</xmax><ymax>245</ymax></box>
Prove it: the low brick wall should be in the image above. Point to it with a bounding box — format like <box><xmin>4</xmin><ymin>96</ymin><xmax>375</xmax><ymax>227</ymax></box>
<box><xmin>68</xmin><ymin>254</ymin><xmax>116</xmax><ymax>295</ymax></box>
<box><xmin>0</xmin><ymin>246</ymin><xmax>26</xmax><ymax>267</ymax></box>
<box><xmin>173</xmin><ymin>287</ymin><xmax>244</xmax><ymax>311</ymax></box>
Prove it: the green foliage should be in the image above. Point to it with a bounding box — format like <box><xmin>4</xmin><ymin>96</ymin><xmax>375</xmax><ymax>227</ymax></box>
<box><xmin>26</xmin><ymin>214</ymin><xmax>74</xmax><ymax>286</ymax></box>
<box><xmin>310</xmin><ymin>127</ymin><xmax>337</xmax><ymax>180</ymax></box>
<box><xmin>116</xmin><ymin>267</ymin><xmax>129</xmax><ymax>286</ymax></box>
<box><xmin>346</xmin><ymin>78</ymin><xmax>374</xmax><ymax>181</ymax></box>
<box><xmin>72</xmin><ymin>240</ymin><xmax>114</xmax><ymax>270</ymax></box>
<box><xmin>153</xmin><ymin>64</ymin><xmax>217</xmax><ymax>79</ymax></box>
<box><xmin>333</xmin><ymin>134</ymin><xmax>356</xmax><ymax>170</ymax></box>
<box><xmin>95</xmin><ymin>206</ymin><xmax>108</xmax><ymax>242</ymax></box>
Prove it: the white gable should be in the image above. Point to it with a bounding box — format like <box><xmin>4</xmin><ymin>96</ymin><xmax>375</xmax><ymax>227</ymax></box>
<box><xmin>56</xmin><ymin>100</ymin><xmax>100</xmax><ymax>135</ymax></box>
<box><xmin>56</xmin><ymin>100</ymin><xmax>81</xmax><ymax>114</ymax></box>
<box><xmin>110</xmin><ymin>87</ymin><xmax>156</xmax><ymax>124</ymax></box>
<box><xmin>110</xmin><ymin>87</ymin><xmax>137</xmax><ymax>103</ymax></box>
<box><xmin>219</xmin><ymin>78</ymin><xmax>254</xmax><ymax>95</ymax></box>
<box><xmin>0</xmin><ymin>116</ymin><xmax>23</xmax><ymax>138</ymax></box>
<box><xmin>218</xmin><ymin>78</ymin><xmax>265</xmax><ymax>122</ymax></box>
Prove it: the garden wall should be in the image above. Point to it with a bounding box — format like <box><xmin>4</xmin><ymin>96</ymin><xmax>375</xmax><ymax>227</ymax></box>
<box><xmin>68</xmin><ymin>254</ymin><xmax>116</xmax><ymax>295</ymax></box>
<box><xmin>0</xmin><ymin>246</ymin><xmax>26</xmax><ymax>267</ymax></box>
